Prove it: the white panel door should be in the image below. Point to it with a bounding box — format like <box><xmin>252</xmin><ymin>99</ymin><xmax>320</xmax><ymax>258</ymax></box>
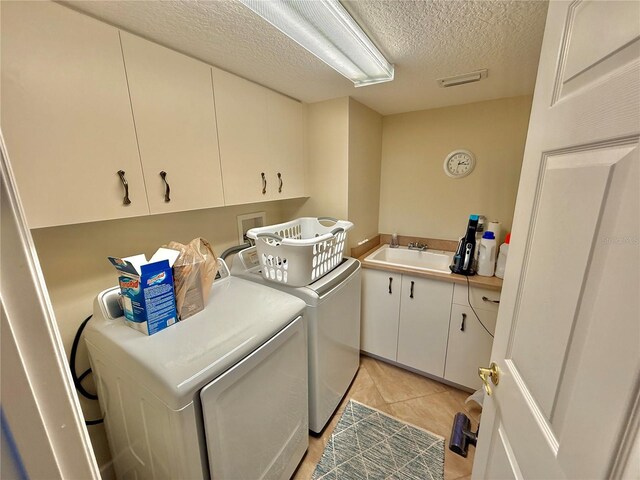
<box><xmin>0</xmin><ymin>1</ymin><xmax>149</xmax><ymax>227</ymax></box>
<box><xmin>120</xmin><ymin>32</ymin><xmax>225</xmax><ymax>214</ymax></box>
<box><xmin>1</xmin><ymin>141</ymin><xmax>100</xmax><ymax>480</ymax></box>
<box><xmin>473</xmin><ymin>1</ymin><xmax>640</xmax><ymax>478</ymax></box>
<box><xmin>360</xmin><ymin>269</ymin><xmax>402</xmax><ymax>361</ymax></box>
<box><xmin>212</xmin><ymin>67</ymin><xmax>269</xmax><ymax>205</ymax></box>
<box><xmin>396</xmin><ymin>275</ymin><xmax>453</xmax><ymax>377</ymax></box>
<box><xmin>267</xmin><ymin>90</ymin><xmax>306</xmax><ymax>200</ymax></box>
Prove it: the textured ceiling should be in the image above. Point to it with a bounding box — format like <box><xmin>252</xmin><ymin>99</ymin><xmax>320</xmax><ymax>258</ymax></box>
<box><xmin>62</xmin><ymin>0</ymin><xmax>548</xmax><ymax>115</ymax></box>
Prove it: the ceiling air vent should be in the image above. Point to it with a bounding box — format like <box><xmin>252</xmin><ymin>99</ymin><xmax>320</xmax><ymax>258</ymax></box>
<box><xmin>437</xmin><ymin>69</ymin><xmax>488</xmax><ymax>88</ymax></box>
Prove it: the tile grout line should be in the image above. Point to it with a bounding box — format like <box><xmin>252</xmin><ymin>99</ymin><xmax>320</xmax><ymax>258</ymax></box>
<box><xmin>383</xmin><ymin>388</ymin><xmax>451</xmax><ymax>408</ymax></box>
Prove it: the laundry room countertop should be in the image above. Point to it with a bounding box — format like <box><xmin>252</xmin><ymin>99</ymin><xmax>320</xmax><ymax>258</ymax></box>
<box><xmin>354</xmin><ymin>235</ymin><xmax>503</xmax><ymax>291</ymax></box>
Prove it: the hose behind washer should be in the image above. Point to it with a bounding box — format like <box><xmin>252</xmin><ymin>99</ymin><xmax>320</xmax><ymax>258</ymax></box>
<box><xmin>70</xmin><ymin>314</ymin><xmax>103</xmax><ymax>425</ymax></box>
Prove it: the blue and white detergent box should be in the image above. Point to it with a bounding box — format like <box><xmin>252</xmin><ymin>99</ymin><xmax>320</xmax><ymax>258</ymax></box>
<box><xmin>108</xmin><ymin>248</ymin><xmax>181</xmax><ymax>335</ymax></box>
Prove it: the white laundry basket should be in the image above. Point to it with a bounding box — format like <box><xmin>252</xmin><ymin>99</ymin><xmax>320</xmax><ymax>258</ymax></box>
<box><xmin>246</xmin><ymin>217</ymin><xmax>353</xmax><ymax>287</ymax></box>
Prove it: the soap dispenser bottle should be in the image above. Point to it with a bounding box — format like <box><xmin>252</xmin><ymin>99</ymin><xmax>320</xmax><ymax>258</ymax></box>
<box><xmin>390</xmin><ymin>233</ymin><xmax>399</xmax><ymax>248</ymax></box>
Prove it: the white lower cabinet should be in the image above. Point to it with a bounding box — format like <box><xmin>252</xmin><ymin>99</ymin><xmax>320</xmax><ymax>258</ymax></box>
<box><xmin>444</xmin><ymin>304</ymin><xmax>497</xmax><ymax>390</ymax></box>
<box><xmin>396</xmin><ymin>276</ymin><xmax>454</xmax><ymax>377</ymax></box>
<box><xmin>360</xmin><ymin>269</ymin><xmax>401</xmax><ymax>360</ymax></box>
<box><xmin>361</xmin><ymin>268</ymin><xmax>500</xmax><ymax>390</ymax></box>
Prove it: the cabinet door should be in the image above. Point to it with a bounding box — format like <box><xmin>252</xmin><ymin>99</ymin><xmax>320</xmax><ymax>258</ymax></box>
<box><xmin>445</xmin><ymin>304</ymin><xmax>497</xmax><ymax>390</ymax></box>
<box><xmin>212</xmin><ymin>67</ymin><xmax>268</xmax><ymax>205</ymax></box>
<box><xmin>396</xmin><ymin>276</ymin><xmax>454</xmax><ymax>377</ymax></box>
<box><xmin>1</xmin><ymin>2</ymin><xmax>148</xmax><ymax>227</ymax></box>
<box><xmin>267</xmin><ymin>91</ymin><xmax>306</xmax><ymax>200</ymax></box>
<box><xmin>361</xmin><ymin>269</ymin><xmax>402</xmax><ymax>361</ymax></box>
<box><xmin>120</xmin><ymin>32</ymin><xmax>224</xmax><ymax>214</ymax></box>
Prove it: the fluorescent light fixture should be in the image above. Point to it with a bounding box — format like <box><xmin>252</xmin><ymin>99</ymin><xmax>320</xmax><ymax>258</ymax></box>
<box><xmin>238</xmin><ymin>0</ymin><xmax>394</xmax><ymax>87</ymax></box>
<box><xmin>437</xmin><ymin>69</ymin><xmax>488</xmax><ymax>88</ymax></box>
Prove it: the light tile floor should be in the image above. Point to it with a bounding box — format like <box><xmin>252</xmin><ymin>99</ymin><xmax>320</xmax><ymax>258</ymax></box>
<box><xmin>292</xmin><ymin>355</ymin><xmax>481</xmax><ymax>480</ymax></box>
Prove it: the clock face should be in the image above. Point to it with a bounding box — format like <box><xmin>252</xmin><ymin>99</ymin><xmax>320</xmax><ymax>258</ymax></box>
<box><xmin>444</xmin><ymin>150</ymin><xmax>476</xmax><ymax>178</ymax></box>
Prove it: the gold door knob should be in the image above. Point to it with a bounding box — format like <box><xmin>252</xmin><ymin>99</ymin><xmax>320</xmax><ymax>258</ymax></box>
<box><xmin>478</xmin><ymin>362</ymin><xmax>500</xmax><ymax>396</ymax></box>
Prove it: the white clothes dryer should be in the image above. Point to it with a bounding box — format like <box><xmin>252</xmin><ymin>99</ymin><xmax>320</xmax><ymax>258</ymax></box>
<box><xmin>85</xmin><ymin>260</ymin><xmax>308</xmax><ymax>480</ymax></box>
<box><xmin>231</xmin><ymin>247</ymin><xmax>361</xmax><ymax>433</ymax></box>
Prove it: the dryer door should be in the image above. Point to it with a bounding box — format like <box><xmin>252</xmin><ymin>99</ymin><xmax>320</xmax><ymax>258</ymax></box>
<box><xmin>200</xmin><ymin>316</ymin><xmax>308</xmax><ymax>480</ymax></box>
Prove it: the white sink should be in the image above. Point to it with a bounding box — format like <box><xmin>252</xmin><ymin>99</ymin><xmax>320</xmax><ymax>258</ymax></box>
<box><xmin>365</xmin><ymin>244</ymin><xmax>454</xmax><ymax>274</ymax></box>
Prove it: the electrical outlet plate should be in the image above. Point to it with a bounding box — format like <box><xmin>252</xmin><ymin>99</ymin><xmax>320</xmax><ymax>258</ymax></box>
<box><xmin>237</xmin><ymin>212</ymin><xmax>266</xmax><ymax>244</ymax></box>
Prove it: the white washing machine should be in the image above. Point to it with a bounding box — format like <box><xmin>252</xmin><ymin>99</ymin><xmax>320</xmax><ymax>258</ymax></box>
<box><xmin>85</xmin><ymin>260</ymin><xmax>308</xmax><ymax>480</ymax></box>
<box><xmin>231</xmin><ymin>247</ymin><xmax>361</xmax><ymax>433</ymax></box>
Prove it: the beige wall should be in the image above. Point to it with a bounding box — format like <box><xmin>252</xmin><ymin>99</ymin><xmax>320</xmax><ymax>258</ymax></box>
<box><xmin>291</xmin><ymin>97</ymin><xmax>382</xmax><ymax>249</ymax></box>
<box><xmin>348</xmin><ymin>98</ymin><xmax>382</xmax><ymax>247</ymax></box>
<box><xmin>379</xmin><ymin>95</ymin><xmax>533</xmax><ymax>242</ymax></box>
<box><xmin>30</xmin><ymin>200</ymin><xmax>291</xmax><ymax>476</ymax></box>
<box><xmin>292</xmin><ymin>97</ymin><xmax>349</xmax><ymax>220</ymax></box>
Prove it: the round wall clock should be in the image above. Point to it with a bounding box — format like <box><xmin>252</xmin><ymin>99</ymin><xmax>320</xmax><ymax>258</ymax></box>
<box><xmin>443</xmin><ymin>149</ymin><xmax>476</xmax><ymax>178</ymax></box>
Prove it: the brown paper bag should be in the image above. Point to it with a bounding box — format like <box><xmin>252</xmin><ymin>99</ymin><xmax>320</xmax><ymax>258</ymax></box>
<box><xmin>165</xmin><ymin>238</ymin><xmax>219</xmax><ymax>320</ymax></box>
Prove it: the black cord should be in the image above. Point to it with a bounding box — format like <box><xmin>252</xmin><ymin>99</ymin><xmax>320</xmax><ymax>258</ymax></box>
<box><xmin>466</xmin><ymin>276</ymin><xmax>495</xmax><ymax>338</ymax></box>
<box><xmin>70</xmin><ymin>314</ymin><xmax>104</xmax><ymax>425</ymax></box>
<box><xmin>70</xmin><ymin>315</ymin><xmax>98</xmax><ymax>400</ymax></box>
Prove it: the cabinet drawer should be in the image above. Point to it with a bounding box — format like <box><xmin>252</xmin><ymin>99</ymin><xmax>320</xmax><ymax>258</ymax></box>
<box><xmin>453</xmin><ymin>283</ymin><xmax>501</xmax><ymax>313</ymax></box>
<box><xmin>445</xmin><ymin>304</ymin><xmax>497</xmax><ymax>390</ymax></box>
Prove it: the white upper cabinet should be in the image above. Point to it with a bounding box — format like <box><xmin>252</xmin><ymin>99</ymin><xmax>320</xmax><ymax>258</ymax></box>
<box><xmin>212</xmin><ymin>67</ymin><xmax>269</xmax><ymax>205</ymax></box>
<box><xmin>1</xmin><ymin>1</ymin><xmax>149</xmax><ymax>228</ymax></box>
<box><xmin>266</xmin><ymin>91</ymin><xmax>306</xmax><ymax>200</ymax></box>
<box><xmin>212</xmin><ymin>67</ymin><xmax>306</xmax><ymax>205</ymax></box>
<box><xmin>120</xmin><ymin>32</ymin><xmax>225</xmax><ymax>214</ymax></box>
<box><xmin>2</xmin><ymin>2</ymin><xmax>306</xmax><ymax>228</ymax></box>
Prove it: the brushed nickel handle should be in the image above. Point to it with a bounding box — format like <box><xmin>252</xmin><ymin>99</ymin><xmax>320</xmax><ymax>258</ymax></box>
<box><xmin>117</xmin><ymin>170</ymin><xmax>131</xmax><ymax>205</ymax></box>
<box><xmin>159</xmin><ymin>171</ymin><xmax>171</xmax><ymax>202</ymax></box>
<box><xmin>277</xmin><ymin>172</ymin><xmax>283</xmax><ymax>193</ymax></box>
<box><xmin>388</xmin><ymin>277</ymin><xmax>393</xmax><ymax>294</ymax></box>
<box><xmin>410</xmin><ymin>280</ymin><xmax>414</xmax><ymax>298</ymax></box>
<box><xmin>261</xmin><ymin>172</ymin><xmax>267</xmax><ymax>195</ymax></box>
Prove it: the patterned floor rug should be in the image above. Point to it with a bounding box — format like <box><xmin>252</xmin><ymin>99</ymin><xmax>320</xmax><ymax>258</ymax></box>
<box><xmin>312</xmin><ymin>400</ymin><xmax>445</xmax><ymax>480</ymax></box>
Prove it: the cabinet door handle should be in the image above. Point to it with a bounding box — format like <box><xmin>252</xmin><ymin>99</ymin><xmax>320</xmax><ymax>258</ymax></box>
<box><xmin>261</xmin><ymin>172</ymin><xmax>267</xmax><ymax>195</ymax></box>
<box><xmin>159</xmin><ymin>171</ymin><xmax>171</xmax><ymax>202</ymax></box>
<box><xmin>117</xmin><ymin>170</ymin><xmax>131</xmax><ymax>205</ymax></box>
<box><xmin>482</xmin><ymin>296</ymin><xmax>500</xmax><ymax>304</ymax></box>
<box><xmin>388</xmin><ymin>277</ymin><xmax>393</xmax><ymax>294</ymax></box>
<box><xmin>460</xmin><ymin>313</ymin><xmax>467</xmax><ymax>332</ymax></box>
<box><xmin>410</xmin><ymin>280</ymin><xmax>414</xmax><ymax>298</ymax></box>
<box><xmin>277</xmin><ymin>172</ymin><xmax>283</xmax><ymax>193</ymax></box>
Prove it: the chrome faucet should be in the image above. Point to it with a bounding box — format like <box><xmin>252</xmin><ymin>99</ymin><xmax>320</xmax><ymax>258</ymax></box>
<box><xmin>407</xmin><ymin>242</ymin><xmax>428</xmax><ymax>251</ymax></box>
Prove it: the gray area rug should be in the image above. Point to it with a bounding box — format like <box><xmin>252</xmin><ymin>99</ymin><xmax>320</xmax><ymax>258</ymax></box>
<box><xmin>312</xmin><ymin>400</ymin><xmax>445</xmax><ymax>480</ymax></box>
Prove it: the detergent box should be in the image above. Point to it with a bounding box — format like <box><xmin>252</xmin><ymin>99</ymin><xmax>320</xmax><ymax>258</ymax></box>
<box><xmin>108</xmin><ymin>248</ymin><xmax>181</xmax><ymax>335</ymax></box>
